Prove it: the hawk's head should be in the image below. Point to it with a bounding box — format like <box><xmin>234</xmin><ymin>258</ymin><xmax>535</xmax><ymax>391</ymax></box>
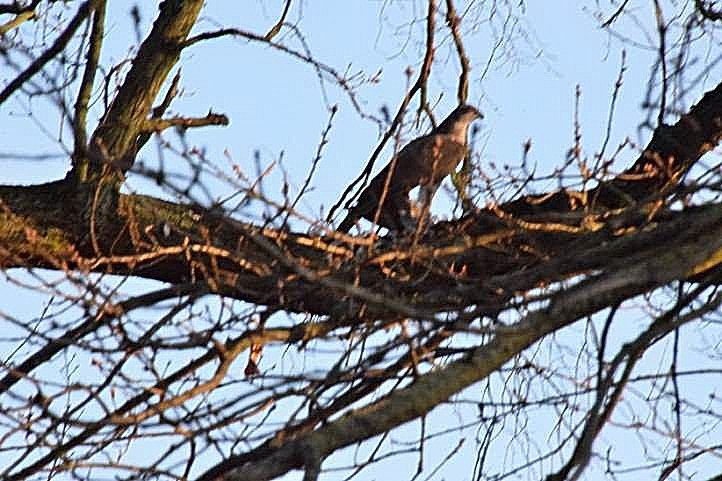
<box><xmin>436</xmin><ymin>104</ymin><xmax>483</xmax><ymax>141</ymax></box>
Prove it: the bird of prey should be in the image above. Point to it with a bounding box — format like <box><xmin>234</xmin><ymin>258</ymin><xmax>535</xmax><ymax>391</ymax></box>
<box><xmin>337</xmin><ymin>104</ymin><xmax>482</xmax><ymax>233</ymax></box>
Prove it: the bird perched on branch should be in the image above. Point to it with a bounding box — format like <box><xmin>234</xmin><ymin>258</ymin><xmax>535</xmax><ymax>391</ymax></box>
<box><xmin>337</xmin><ymin>104</ymin><xmax>482</xmax><ymax>233</ymax></box>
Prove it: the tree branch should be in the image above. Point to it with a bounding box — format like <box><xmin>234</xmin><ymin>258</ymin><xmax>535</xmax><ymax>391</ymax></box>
<box><xmin>445</xmin><ymin>0</ymin><xmax>472</xmax><ymax>103</ymax></box>
<box><xmin>264</xmin><ymin>0</ymin><xmax>292</xmax><ymax>40</ymax></box>
<box><xmin>1</xmin><ymin>82</ymin><xmax>722</xmax><ymax>434</ymax></box>
<box><xmin>695</xmin><ymin>0</ymin><xmax>722</xmax><ymax>21</ymax></box>
<box><xmin>2</xmin><ymin>76</ymin><xmax>722</xmax><ymax>316</ymax></box>
<box><xmin>84</xmin><ymin>0</ymin><xmax>205</xmax><ymax>180</ymax></box>
<box><xmin>73</xmin><ymin>0</ymin><xmax>106</xmax><ymax>160</ymax></box>
<box><xmin>135</xmin><ymin>69</ymin><xmax>182</xmax><ymax>150</ymax></box>
<box><xmin>0</xmin><ymin>1</ymin><xmax>93</xmax><ymax>104</ymax></box>
<box><xmin>141</xmin><ymin>111</ymin><xmax>229</xmax><ymax>133</ymax></box>
<box><xmin>0</xmin><ymin>1</ymin><xmax>40</xmax><ymax>15</ymax></box>
<box><xmin>198</xmin><ymin>220</ymin><xmax>722</xmax><ymax>480</ymax></box>
<box><xmin>326</xmin><ymin>0</ymin><xmax>437</xmax><ymax>222</ymax></box>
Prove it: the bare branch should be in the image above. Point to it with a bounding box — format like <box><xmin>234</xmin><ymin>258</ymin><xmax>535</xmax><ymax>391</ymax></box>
<box><xmin>73</xmin><ymin>0</ymin><xmax>106</xmax><ymax>159</ymax></box>
<box><xmin>0</xmin><ymin>1</ymin><xmax>94</xmax><ymax>105</ymax></box>
<box><xmin>445</xmin><ymin>0</ymin><xmax>472</xmax><ymax>103</ymax></box>
<box><xmin>0</xmin><ymin>0</ymin><xmax>40</xmax><ymax>15</ymax></box>
<box><xmin>135</xmin><ymin>69</ymin><xmax>182</xmax><ymax>150</ymax></box>
<box><xmin>199</xmin><ymin>224</ymin><xmax>722</xmax><ymax>480</ymax></box>
<box><xmin>85</xmin><ymin>0</ymin><xmax>205</xmax><ymax>179</ymax></box>
<box><xmin>327</xmin><ymin>0</ymin><xmax>437</xmax><ymax>223</ymax></box>
<box><xmin>141</xmin><ymin>112</ymin><xmax>230</xmax><ymax>133</ymax></box>
<box><xmin>264</xmin><ymin>0</ymin><xmax>292</xmax><ymax>40</ymax></box>
<box><xmin>0</xmin><ymin>8</ymin><xmax>33</xmax><ymax>34</ymax></box>
<box><xmin>2</xmin><ymin>4</ymin><xmax>722</xmax><ymax>480</ymax></box>
<box><xmin>696</xmin><ymin>0</ymin><xmax>722</xmax><ymax>21</ymax></box>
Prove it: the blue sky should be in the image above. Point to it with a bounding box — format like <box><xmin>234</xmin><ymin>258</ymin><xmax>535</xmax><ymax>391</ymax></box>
<box><xmin>1</xmin><ymin>1</ymin><xmax>721</xmax><ymax>480</ymax></box>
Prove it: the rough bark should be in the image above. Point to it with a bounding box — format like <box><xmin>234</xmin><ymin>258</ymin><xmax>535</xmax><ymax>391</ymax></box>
<box><xmin>198</xmin><ymin>206</ymin><xmax>722</xmax><ymax>480</ymax></box>
<box><xmin>2</xmin><ymin>2</ymin><xmax>722</xmax><ymax>481</ymax></box>
<box><xmin>2</xmin><ymin>82</ymin><xmax>722</xmax><ymax>319</ymax></box>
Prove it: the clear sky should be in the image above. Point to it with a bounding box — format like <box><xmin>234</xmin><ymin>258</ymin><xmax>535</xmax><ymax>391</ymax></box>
<box><xmin>1</xmin><ymin>1</ymin><xmax>721</xmax><ymax>480</ymax></box>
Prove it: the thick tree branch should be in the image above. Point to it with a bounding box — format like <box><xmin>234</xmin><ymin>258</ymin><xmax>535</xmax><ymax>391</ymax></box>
<box><xmin>1</xmin><ymin>82</ymin><xmax>722</xmax><ymax>443</ymax></box>
<box><xmin>197</xmin><ymin>218</ymin><xmax>722</xmax><ymax>481</ymax></box>
<box><xmin>449</xmin><ymin>79</ymin><xmax>722</xmax><ymax>229</ymax></box>
<box><xmin>82</xmin><ymin>0</ymin><xmax>204</xmax><ymax>181</ymax></box>
<box><xmin>3</xmin><ymin>3</ymin><xmax>721</xmax><ymax>480</ymax></box>
<box><xmin>2</xmin><ymin>81</ymin><xmax>722</xmax><ymax>316</ymax></box>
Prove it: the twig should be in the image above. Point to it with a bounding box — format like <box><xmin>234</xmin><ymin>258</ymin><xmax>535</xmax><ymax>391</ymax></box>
<box><xmin>327</xmin><ymin>0</ymin><xmax>436</xmax><ymax>223</ymax></box>
<box><xmin>601</xmin><ymin>0</ymin><xmax>630</xmax><ymax>27</ymax></box>
<box><xmin>445</xmin><ymin>0</ymin><xmax>471</xmax><ymax>103</ymax></box>
<box><xmin>0</xmin><ymin>8</ymin><xmax>33</xmax><ymax>34</ymax></box>
<box><xmin>654</xmin><ymin>0</ymin><xmax>668</xmax><ymax>126</ymax></box>
<box><xmin>141</xmin><ymin>112</ymin><xmax>229</xmax><ymax>133</ymax></box>
<box><xmin>596</xmin><ymin>50</ymin><xmax>626</xmax><ymax>165</ymax></box>
<box><xmin>265</xmin><ymin>0</ymin><xmax>292</xmax><ymax>40</ymax></box>
<box><xmin>284</xmin><ymin>104</ymin><xmax>337</xmax><ymax>228</ymax></box>
<box><xmin>182</xmin><ymin>25</ymin><xmax>378</xmax><ymax>128</ymax></box>
<box><xmin>73</xmin><ymin>0</ymin><xmax>106</xmax><ymax>157</ymax></box>
<box><xmin>0</xmin><ymin>1</ymin><xmax>94</xmax><ymax>105</ymax></box>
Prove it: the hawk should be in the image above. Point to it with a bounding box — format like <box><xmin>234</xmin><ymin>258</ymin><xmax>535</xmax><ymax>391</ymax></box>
<box><xmin>337</xmin><ymin>104</ymin><xmax>482</xmax><ymax>233</ymax></box>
